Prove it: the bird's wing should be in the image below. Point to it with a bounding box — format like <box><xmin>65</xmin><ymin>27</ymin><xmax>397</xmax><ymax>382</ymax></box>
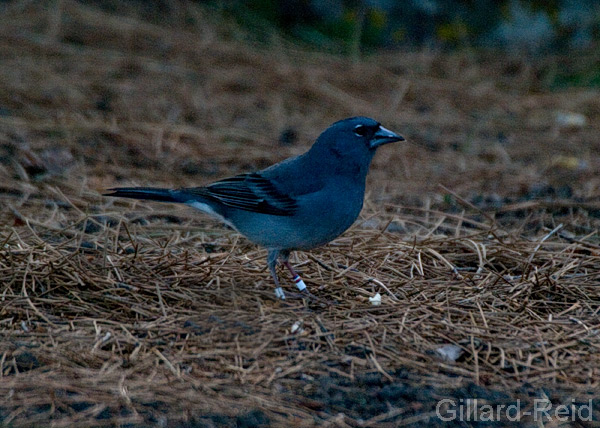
<box><xmin>181</xmin><ymin>172</ymin><xmax>299</xmax><ymax>216</ymax></box>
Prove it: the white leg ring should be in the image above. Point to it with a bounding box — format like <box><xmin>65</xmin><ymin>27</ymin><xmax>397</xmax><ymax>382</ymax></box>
<box><xmin>293</xmin><ymin>275</ymin><xmax>307</xmax><ymax>292</ymax></box>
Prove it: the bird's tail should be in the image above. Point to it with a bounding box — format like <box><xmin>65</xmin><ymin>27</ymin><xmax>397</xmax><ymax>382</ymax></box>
<box><xmin>104</xmin><ymin>187</ymin><xmax>180</xmax><ymax>203</ymax></box>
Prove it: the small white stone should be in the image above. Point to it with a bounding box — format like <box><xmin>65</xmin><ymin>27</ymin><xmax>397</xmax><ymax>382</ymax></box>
<box><xmin>291</xmin><ymin>320</ymin><xmax>303</xmax><ymax>334</ymax></box>
<box><xmin>435</xmin><ymin>344</ymin><xmax>464</xmax><ymax>362</ymax></box>
<box><xmin>369</xmin><ymin>293</ymin><xmax>382</xmax><ymax>306</ymax></box>
<box><xmin>556</xmin><ymin>111</ymin><xmax>587</xmax><ymax>128</ymax></box>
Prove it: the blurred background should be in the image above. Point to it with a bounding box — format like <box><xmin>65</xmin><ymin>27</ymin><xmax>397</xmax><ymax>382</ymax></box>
<box><xmin>1</xmin><ymin>1</ymin><xmax>600</xmax><ymax>427</ymax></box>
<box><xmin>1</xmin><ymin>0</ymin><xmax>599</xmax><ymax>211</ymax></box>
<box><xmin>220</xmin><ymin>0</ymin><xmax>600</xmax><ymax>55</ymax></box>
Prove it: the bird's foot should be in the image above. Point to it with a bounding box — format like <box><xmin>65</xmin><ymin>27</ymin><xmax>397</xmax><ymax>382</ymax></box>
<box><xmin>274</xmin><ymin>287</ymin><xmax>286</xmax><ymax>300</ymax></box>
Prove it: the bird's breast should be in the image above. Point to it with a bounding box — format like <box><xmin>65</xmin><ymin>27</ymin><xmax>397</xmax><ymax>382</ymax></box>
<box><xmin>232</xmin><ymin>179</ymin><xmax>365</xmax><ymax>250</ymax></box>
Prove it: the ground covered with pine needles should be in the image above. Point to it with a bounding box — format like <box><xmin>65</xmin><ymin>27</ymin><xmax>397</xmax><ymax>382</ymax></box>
<box><xmin>1</xmin><ymin>2</ymin><xmax>600</xmax><ymax>427</ymax></box>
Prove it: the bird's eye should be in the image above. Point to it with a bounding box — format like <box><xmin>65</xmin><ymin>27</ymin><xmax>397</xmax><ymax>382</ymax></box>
<box><xmin>354</xmin><ymin>125</ymin><xmax>368</xmax><ymax>137</ymax></box>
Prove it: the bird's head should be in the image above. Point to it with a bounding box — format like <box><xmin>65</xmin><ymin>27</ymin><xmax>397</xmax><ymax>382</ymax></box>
<box><xmin>309</xmin><ymin>117</ymin><xmax>404</xmax><ymax>175</ymax></box>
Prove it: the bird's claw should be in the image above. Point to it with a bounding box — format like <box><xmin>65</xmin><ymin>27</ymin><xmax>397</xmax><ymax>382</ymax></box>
<box><xmin>274</xmin><ymin>287</ymin><xmax>286</xmax><ymax>299</ymax></box>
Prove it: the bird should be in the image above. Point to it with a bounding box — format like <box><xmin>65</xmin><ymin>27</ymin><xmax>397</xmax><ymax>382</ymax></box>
<box><xmin>105</xmin><ymin>117</ymin><xmax>404</xmax><ymax>299</ymax></box>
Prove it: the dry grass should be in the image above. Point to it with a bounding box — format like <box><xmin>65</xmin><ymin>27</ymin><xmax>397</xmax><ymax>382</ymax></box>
<box><xmin>1</xmin><ymin>1</ymin><xmax>600</xmax><ymax>427</ymax></box>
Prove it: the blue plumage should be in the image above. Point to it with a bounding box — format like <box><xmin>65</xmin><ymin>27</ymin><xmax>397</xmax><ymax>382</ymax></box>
<box><xmin>106</xmin><ymin>117</ymin><xmax>404</xmax><ymax>299</ymax></box>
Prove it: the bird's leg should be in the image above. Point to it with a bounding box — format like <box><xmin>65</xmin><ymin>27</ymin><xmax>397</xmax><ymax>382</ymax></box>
<box><xmin>267</xmin><ymin>249</ymin><xmax>285</xmax><ymax>299</ymax></box>
<box><xmin>284</xmin><ymin>261</ymin><xmax>308</xmax><ymax>293</ymax></box>
<box><xmin>280</xmin><ymin>251</ymin><xmax>308</xmax><ymax>293</ymax></box>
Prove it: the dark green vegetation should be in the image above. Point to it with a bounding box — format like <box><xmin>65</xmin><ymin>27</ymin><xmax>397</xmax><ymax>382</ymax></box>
<box><xmin>225</xmin><ymin>0</ymin><xmax>600</xmax><ymax>53</ymax></box>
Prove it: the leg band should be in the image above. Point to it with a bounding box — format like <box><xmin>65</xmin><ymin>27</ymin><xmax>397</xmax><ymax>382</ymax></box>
<box><xmin>293</xmin><ymin>275</ymin><xmax>307</xmax><ymax>292</ymax></box>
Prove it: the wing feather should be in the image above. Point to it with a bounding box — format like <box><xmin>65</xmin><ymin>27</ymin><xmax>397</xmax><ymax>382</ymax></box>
<box><xmin>181</xmin><ymin>173</ymin><xmax>298</xmax><ymax>216</ymax></box>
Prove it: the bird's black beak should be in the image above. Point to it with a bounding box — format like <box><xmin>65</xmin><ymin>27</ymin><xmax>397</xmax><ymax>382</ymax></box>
<box><xmin>370</xmin><ymin>126</ymin><xmax>405</xmax><ymax>149</ymax></box>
